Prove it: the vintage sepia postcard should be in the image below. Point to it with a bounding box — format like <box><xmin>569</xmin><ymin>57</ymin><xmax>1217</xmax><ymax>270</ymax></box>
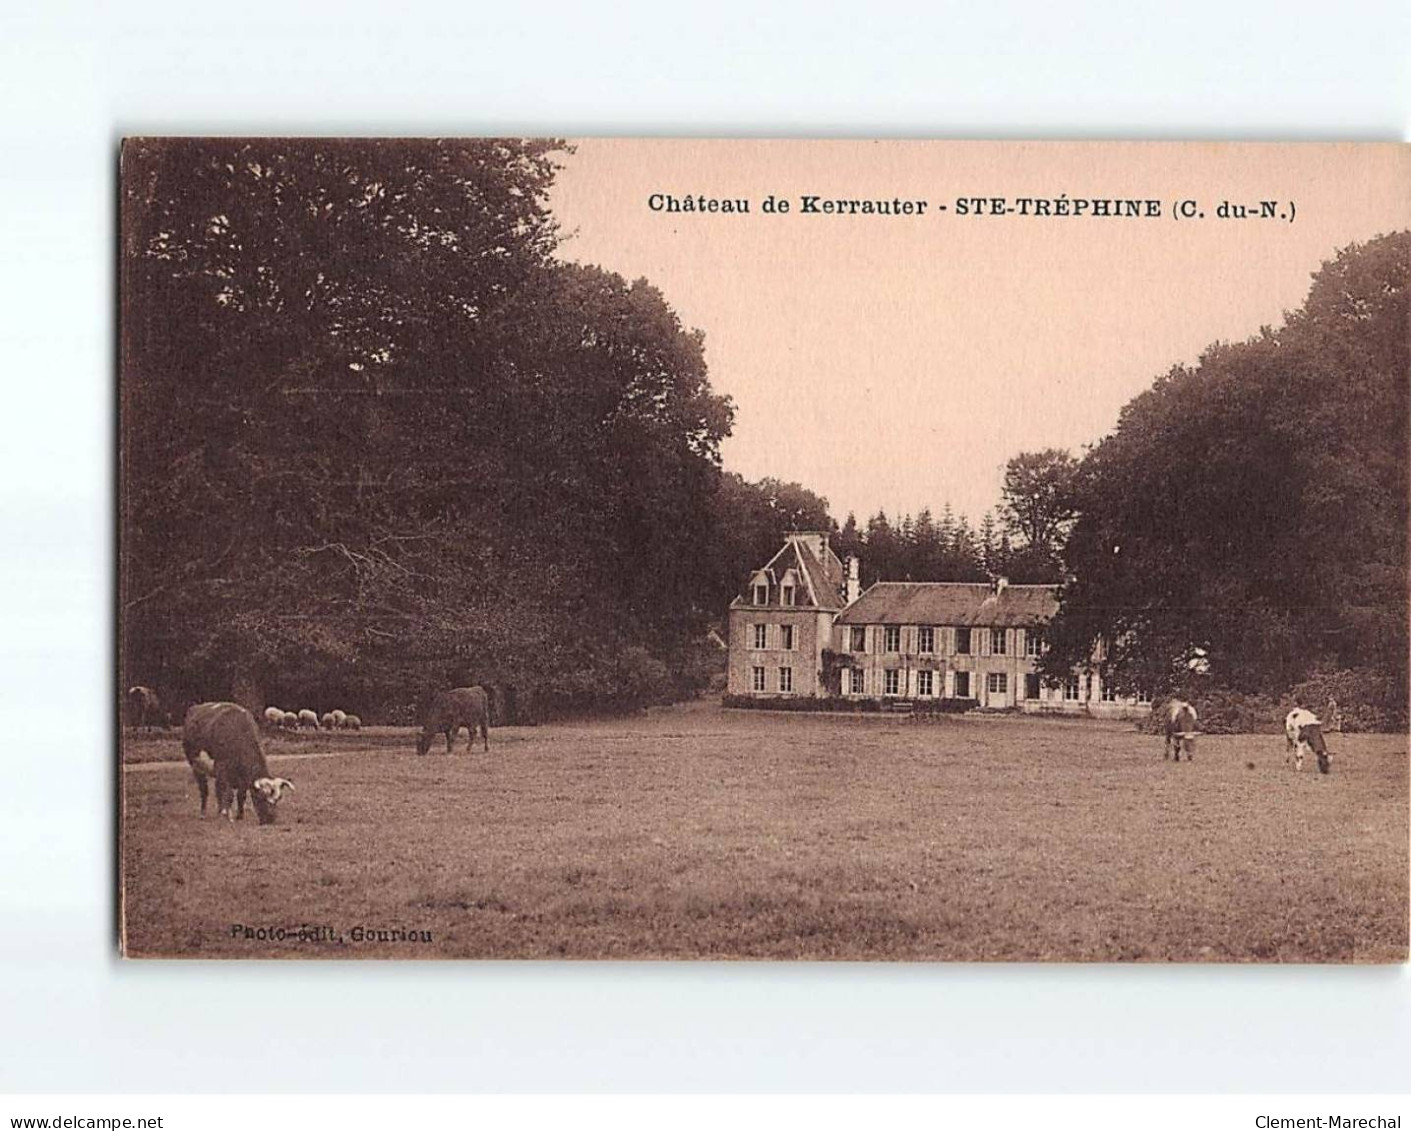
<box><xmin>119</xmin><ymin>139</ymin><xmax>1409</xmax><ymax>961</ymax></box>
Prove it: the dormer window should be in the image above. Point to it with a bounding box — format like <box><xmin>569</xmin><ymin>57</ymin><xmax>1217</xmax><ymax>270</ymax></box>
<box><xmin>779</xmin><ymin>568</ymin><xmax>800</xmax><ymax>607</ymax></box>
<box><xmin>753</xmin><ymin>583</ymin><xmax>768</xmax><ymax>605</ymax></box>
<box><xmin>781</xmin><ymin>585</ymin><xmax>795</xmax><ymax>607</ymax></box>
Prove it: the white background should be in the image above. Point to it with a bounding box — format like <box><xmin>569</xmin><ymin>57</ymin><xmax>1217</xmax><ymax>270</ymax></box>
<box><xmin>0</xmin><ymin>0</ymin><xmax>1408</xmax><ymax>1095</ymax></box>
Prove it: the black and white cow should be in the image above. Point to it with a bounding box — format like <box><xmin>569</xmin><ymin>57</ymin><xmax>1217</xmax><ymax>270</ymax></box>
<box><xmin>1164</xmin><ymin>699</ymin><xmax>1199</xmax><ymax>761</ymax></box>
<box><xmin>1285</xmin><ymin>707</ymin><xmax>1332</xmax><ymax>774</ymax></box>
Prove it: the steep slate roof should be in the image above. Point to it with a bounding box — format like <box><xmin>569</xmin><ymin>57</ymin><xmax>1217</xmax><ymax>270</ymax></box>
<box><xmin>730</xmin><ymin>534</ymin><xmax>847</xmax><ymax>610</ymax></box>
<box><xmin>833</xmin><ymin>581</ymin><xmax>1058</xmax><ymax>626</ymax></box>
<box><xmin>792</xmin><ymin>538</ymin><xmax>846</xmax><ymax>609</ymax></box>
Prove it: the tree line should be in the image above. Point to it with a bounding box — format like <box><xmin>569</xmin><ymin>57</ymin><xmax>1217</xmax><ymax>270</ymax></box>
<box><xmin>120</xmin><ymin>139</ymin><xmax>1407</xmax><ymax>725</ymax></box>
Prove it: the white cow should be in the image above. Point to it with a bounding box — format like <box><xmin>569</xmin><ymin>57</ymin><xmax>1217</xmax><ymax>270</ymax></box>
<box><xmin>1285</xmin><ymin>708</ymin><xmax>1332</xmax><ymax>774</ymax></box>
<box><xmin>1164</xmin><ymin>699</ymin><xmax>1199</xmax><ymax>761</ymax></box>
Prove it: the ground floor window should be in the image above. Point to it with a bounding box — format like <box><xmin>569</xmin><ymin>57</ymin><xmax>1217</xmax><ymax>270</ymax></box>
<box><xmin>1100</xmin><ymin>681</ymin><xmax>1118</xmax><ymax>702</ymax></box>
<box><xmin>778</xmin><ymin>666</ymin><xmax>793</xmax><ymax>693</ymax></box>
<box><xmin>917</xmin><ymin>670</ymin><xmax>934</xmax><ymax>697</ymax></box>
<box><xmin>954</xmin><ymin>671</ymin><xmax>971</xmax><ymax>698</ymax></box>
<box><xmin>987</xmin><ymin>672</ymin><xmax>1008</xmax><ymax>695</ymax></box>
<box><xmin>850</xmin><ymin>668</ymin><xmax>865</xmax><ymax>695</ymax></box>
<box><xmin>883</xmin><ymin>669</ymin><xmax>900</xmax><ymax>696</ymax></box>
<box><xmin>1025</xmin><ymin>673</ymin><xmax>1041</xmax><ymax>700</ymax></box>
<box><xmin>1064</xmin><ymin>675</ymin><xmax>1081</xmax><ymax>701</ymax></box>
<box><xmin>752</xmin><ymin>666</ymin><xmax>765</xmax><ymax>692</ymax></box>
<box><xmin>1136</xmin><ymin>689</ymin><xmax>1152</xmax><ymax>703</ymax></box>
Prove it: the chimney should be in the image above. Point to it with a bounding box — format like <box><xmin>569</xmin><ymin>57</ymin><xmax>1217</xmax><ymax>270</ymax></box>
<box><xmin>846</xmin><ymin>555</ymin><xmax>861</xmax><ymax>605</ymax></box>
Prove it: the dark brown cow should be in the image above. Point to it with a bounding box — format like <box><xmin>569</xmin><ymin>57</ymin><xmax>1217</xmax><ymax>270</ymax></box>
<box><xmin>417</xmin><ymin>687</ymin><xmax>490</xmax><ymax>755</ymax></box>
<box><xmin>126</xmin><ymin>685</ymin><xmax>163</xmax><ymax>731</ymax></box>
<box><xmin>183</xmin><ymin>702</ymin><xmax>294</xmax><ymax>823</ymax></box>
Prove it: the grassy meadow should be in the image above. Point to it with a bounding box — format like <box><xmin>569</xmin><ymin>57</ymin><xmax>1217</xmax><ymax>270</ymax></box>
<box><xmin>120</xmin><ymin>704</ymin><xmax>1408</xmax><ymax>962</ymax></box>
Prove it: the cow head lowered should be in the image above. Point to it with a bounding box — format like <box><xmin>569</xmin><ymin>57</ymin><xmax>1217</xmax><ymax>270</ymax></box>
<box><xmin>249</xmin><ymin>777</ymin><xmax>296</xmax><ymax>824</ymax></box>
<box><xmin>1285</xmin><ymin>708</ymin><xmax>1333</xmax><ymax>774</ymax></box>
<box><xmin>1164</xmin><ymin>699</ymin><xmax>1200</xmax><ymax>761</ymax></box>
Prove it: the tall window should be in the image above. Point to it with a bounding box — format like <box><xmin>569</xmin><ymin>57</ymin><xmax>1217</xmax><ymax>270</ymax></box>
<box><xmin>753</xmin><ymin>583</ymin><xmax>768</xmax><ymax>605</ymax></box>
<box><xmin>884</xmin><ymin>625</ymin><xmax>900</xmax><ymax>652</ymax></box>
<box><xmin>781</xmin><ymin>585</ymin><xmax>795</xmax><ymax>607</ymax></box>
<box><xmin>850</xmin><ymin>668</ymin><xmax>865</xmax><ymax>695</ymax></box>
<box><xmin>918</xmin><ymin>626</ymin><xmax>934</xmax><ymax>654</ymax></box>
<box><xmin>991</xmin><ymin>628</ymin><xmax>1007</xmax><ymax>655</ymax></box>
<box><xmin>779</xmin><ymin>667</ymin><xmax>793</xmax><ymax>693</ymax></box>
<box><xmin>955</xmin><ymin>627</ymin><xmax>971</xmax><ymax>655</ymax></box>
<box><xmin>1024</xmin><ymin>628</ymin><xmax>1044</xmax><ymax>657</ymax></box>
<box><xmin>780</xmin><ymin>625</ymin><xmax>795</xmax><ymax>651</ymax></box>
<box><xmin>917</xmin><ymin>670</ymin><xmax>934</xmax><ymax>697</ymax></box>
<box><xmin>753</xmin><ymin>624</ymin><xmax>768</xmax><ymax>650</ymax></box>
<box><xmin>1024</xmin><ymin>673</ymin><xmax>1041</xmax><ymax>700</ymax></box>
<box><xmin>884</xmin><ymin>669</ymin><xmax>900</xmax><ymax>696</ymax></box>
<box><xmin>1100</xmin><ymin>681</ymin><xmax>1118</xmax><ymax>702</ymax></box>
<box><xmin>954</xmin><ymin>671</ymin><xmax>971</xmax><ymax>698</ymax></box>
<box><xmin>1063</xmin><ymin>675</ymin><xmax>1081</xmax><ymax>701</ymax></box>
<box><xmin>751</xmin><ymin>666</ymin><xmax>765</xmax><ymax>692</ymax></box>
<box><xmin>850</xmin><ymin>626</ymin><xmax>866</xmax><ymax>652</ymax></box>
<box><xmin>987</xmin><ymin>672</ymin><xmax>1008</xmax><ymax>695</ymax></box>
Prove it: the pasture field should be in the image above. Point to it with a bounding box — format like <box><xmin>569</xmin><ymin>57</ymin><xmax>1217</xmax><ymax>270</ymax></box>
<box><xmin>120</xmin><ymin>705</ymin><xmax>1408</xmax><ymax>962</ymax></box>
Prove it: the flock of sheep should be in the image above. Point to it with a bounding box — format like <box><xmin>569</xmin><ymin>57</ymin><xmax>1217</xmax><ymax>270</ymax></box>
<box><xmin>261</xmin><ymin>705</ymin><xmax>362</xmax><ymax>732</ymax></box>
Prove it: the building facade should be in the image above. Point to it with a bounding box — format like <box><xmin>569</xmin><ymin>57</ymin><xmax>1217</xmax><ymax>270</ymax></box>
<box><xmin>727</xmin><ymin>537</ymin><xmax>1150</xmax><ymax>718</ymax></box>
<box><xmin>725</xmin><ymin>531</ymin><xmax>846</xmax><ymax>699</ymax></box>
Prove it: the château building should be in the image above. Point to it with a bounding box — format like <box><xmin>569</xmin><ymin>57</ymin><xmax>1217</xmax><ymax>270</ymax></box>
<box><xmin>727</xmin><ymin>532</ymin><xmax>1150</xmax><ymax>718</ymax></box>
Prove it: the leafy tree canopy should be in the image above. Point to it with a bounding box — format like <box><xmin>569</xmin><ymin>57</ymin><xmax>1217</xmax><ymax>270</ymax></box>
<box><xmin>1040</xmin><ymin>231</ymin><xmax>1409</xmax><ymax>701</ymax></box>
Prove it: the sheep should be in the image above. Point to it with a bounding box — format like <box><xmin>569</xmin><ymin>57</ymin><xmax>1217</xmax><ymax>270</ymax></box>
<box><xmin>331</xmin><ymin>709</ymin><xmax>348</xmax><ymax>728</ymax></box>
<box><xmin>262</xmin><ymin>706</ymin><xmax>285</xmax><ymax>731</ymax></box>
<box><xmin>182</xmin><ymin>702</ymin><xmax>294</xmax><ymax>824</ymax></box>
<box><xmin>320</xmin><ymin>711</ymin><xmax>336</xmax><ymax>730</ymax></box>
<box><xmin>297</xmin><ymin>709</ymin><xmax>319</xmax><ymax>730</ymax></box>
<box><xmin>341</xmin><ymin>714</ymin><xmax>362</xmax><ymax>731</ymax></box>
<box><xmin>281</xmin><ymin>711</ymin><xmax>299</xmax><ymax>730</ymax></box>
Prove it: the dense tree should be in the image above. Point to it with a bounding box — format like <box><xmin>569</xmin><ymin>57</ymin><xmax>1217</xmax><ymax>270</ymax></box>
<box><xmin>998</xmin><ymin>448</ymin><xmax>1078</xmax><ymax>583</ymax></box>
<box><xmin>1040</xmin><ymin>232</ymin><xmax>1409</xmax><ymax>706</ymax></box>
<box><xmin>121</xmin><ymin>139</ymin><xmax>733</xmax><ymax>716</ymax></box>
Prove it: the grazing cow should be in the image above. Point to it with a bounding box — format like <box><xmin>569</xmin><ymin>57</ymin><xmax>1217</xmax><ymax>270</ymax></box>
<box><xmin>281</xmin><ymin>711</ymin><xmax>299</xmax><ymax>730</ymax></box>
<box><xmin>1285</xmin><ymin>707</ymin><xmax>1332</xmax><ymax>774</ymax></box>
<box><xmin>126</xmin><ymin>685</ymin><xmax>163</xmax><ymax>731</ymax></box>
<box><xmin>341</xmin><ymin>714</ymin><xmax>362</xmax><ymax>731</ymax></box>
<box><xmin>320</xmin><ymin>711</ymin><xmax>336</xmax><ymax>730</ymax></box>
<box><xmin>182</xmin><ymin>702</ymin><xmax>294</xmax><ymax>824</ymax></box>
<box><xmin>416</xmin><ymin>687</ymin><xmax>490</xmax><ymax>755</ymax></box>
<box><xmin>297</xmin><ymin>708</ymin><xmax>319</xmax><ymax>730</ymax></box>
<box><xmin>331</xmin><ymin>709</ymin><xmax>348</xmax><ymax>729</ymax></box>
<box><xmin>1164</xmin><ymin>699</ymin><xmax>1199</xmax><ymax>761</ymax></box>
<box><xmin>262</xmin><ymin>706</ymin><xmax>285</xmax><ymax>731</ymax></box>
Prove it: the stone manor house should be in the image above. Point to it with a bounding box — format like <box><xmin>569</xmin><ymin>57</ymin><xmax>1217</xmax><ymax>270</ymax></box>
<box><xmin>726</xmin><ymin>531</ymin><xmax>1150</xmax><ymax>718</ymax></box>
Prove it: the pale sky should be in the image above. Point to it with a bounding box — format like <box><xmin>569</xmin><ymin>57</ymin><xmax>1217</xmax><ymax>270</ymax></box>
<box><xmin>549</xmin><ymin>141</ymin><xmax>1409</xmax><ymax>525</ymax></box>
